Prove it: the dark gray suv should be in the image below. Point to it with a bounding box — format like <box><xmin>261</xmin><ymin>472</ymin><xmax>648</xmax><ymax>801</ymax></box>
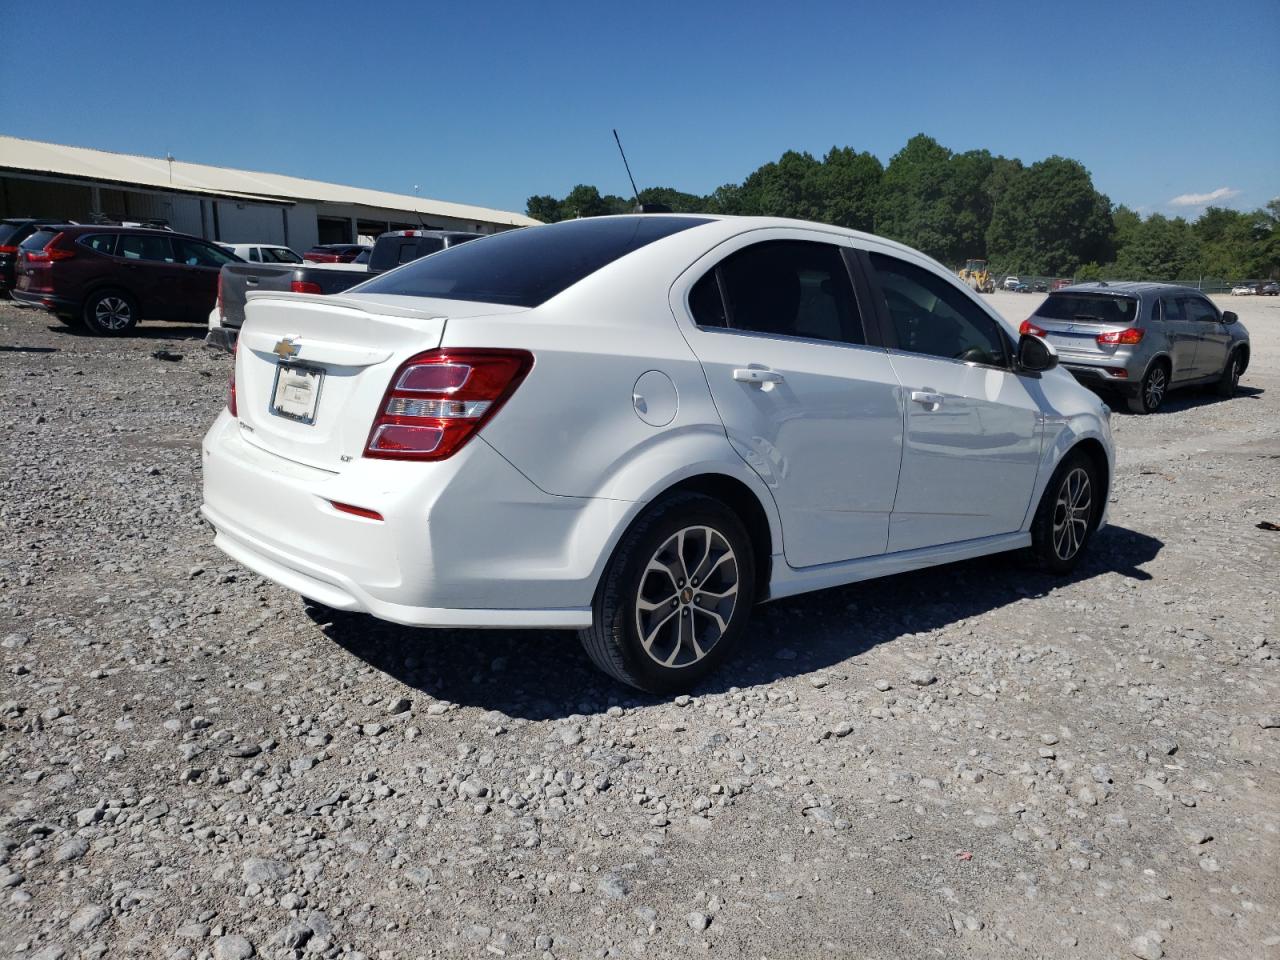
<box><xmin>1020</xmin><ymin>282</ymin><xmax>1250</xmax><ymax>413</ymax></box>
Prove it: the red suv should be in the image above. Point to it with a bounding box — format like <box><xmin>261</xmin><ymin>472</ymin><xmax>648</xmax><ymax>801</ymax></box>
<box><xmin>302</xmin><ymin>243</ymin><xmax>368</xmax><ymax>263</ymax></box>
<box><xmin>12</xmin><ymin>225</ymin><xmax>243</xmax><ymax>335</ymax></box>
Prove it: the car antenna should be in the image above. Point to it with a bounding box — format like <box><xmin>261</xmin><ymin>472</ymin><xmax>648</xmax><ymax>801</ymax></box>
<box><xmin>613</xmin><ymin>128</ymin><xmax>641</xmax><ymax>208</ymax></box>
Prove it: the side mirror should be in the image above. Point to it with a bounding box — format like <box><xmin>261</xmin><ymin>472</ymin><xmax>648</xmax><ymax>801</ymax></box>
<box><xmin>1221</xmin><ymin>310</ymin><xmax>1238</xmax><ymax>325</ymax></box>
<box><xmin>1017</xmin><ymin>333</ymin><xmax>1059</xmax><ymax>373</ymax></box>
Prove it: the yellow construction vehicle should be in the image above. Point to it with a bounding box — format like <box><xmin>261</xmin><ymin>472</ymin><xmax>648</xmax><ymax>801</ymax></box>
<box><xmin>957</xmin><ymin>259</ymin><xmax>995</xmax><ymax>293</ymax></box>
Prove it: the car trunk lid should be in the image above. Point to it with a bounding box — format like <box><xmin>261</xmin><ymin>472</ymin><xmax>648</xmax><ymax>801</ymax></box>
<box><xmin>233</xmin><ymin>292</ymin><xmax>525</xmax><ymax>471</ymax></box>
<box><xmin>1030</xmin><ymin>292</ymin><xmax>1141</xmax><ymax>359</ymax></box>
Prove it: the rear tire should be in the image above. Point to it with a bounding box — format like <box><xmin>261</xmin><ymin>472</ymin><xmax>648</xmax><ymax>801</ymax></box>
<box><xmin>579</xmin><ymin>493</ymin><xmax>756</xmax><ymax>694</ymax></box>
<box><xmin>1126</xmin><ymin>361</ymin><xmax>1168</xmax><ymax>414</ymax></box>
<box><xmin>1215</xmin><ymin>351</ymin><xmax>1243</xmax><ymax>398</ymax></box>
<box><xmin>83</xmin><ymin>289</ymin><xmax>139</xmax><ymax>335</ymax></box>
<box><xmin>1027</xmin><ymin>450</ymin><xmax>1100</xmax><ymax>574</ymax></box>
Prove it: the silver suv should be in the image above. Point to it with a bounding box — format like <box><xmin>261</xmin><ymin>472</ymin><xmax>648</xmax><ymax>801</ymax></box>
<box><xmin>1021</xmin><ymin>282</ymin><xmax>1250</xmax><ymax>413</ymax></box>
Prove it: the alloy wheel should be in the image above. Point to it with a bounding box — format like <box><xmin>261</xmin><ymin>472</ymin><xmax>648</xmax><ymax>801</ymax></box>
<box><xmin>94</xmin><ymin>296</ymin><xmax>133</xmax><ymax>331</ymax></box>
<box><xmin>1051</xmin><ymin>467</ymin><xmax>1092</xmax><ymax>561</ymax></box>
<box><xmin>634</xmin><ymin>525</ymin><xmax>739</xmax><ymax>669</ymax></box>
<box><xmin>1144</xmin><ymin>367</ymin><xmax>1166</xmax><ymax>410</ymax></box>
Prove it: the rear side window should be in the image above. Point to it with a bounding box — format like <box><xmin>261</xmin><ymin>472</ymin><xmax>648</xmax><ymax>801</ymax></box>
<box><xmin>1161</xmin><ymin>296</ymin><xmax>1184</xmax><ymax>322</ymax></box>
<box><xmin>694</xmin><ymin>240</ymin><xmax>864</xmax><ymax>344</ymax></box>
<box><xmin>689</xmin><ymin>271</ymin><xmax>727</xmax><ymax>328</ymax></box>
<box><xmin>118</xmin><ymin>235</ymin><xmax>174</xmax><ymax>262</ymax></box>
<box><xmin>248</xmin><ymin>248</ymin><xmax>261</xmax><ymax>262</ymax></box>
<box><xmin>445</xmin><ymin>234</ymin><xmax>478</xmax><ymax>247</ymax></box>
<box><xmin>20</xmin><ymin>229</ymin><xmax>58</xmax><ymax>252</ymax></box>
<box><xmin>869</xmin><ymin>252</ymin><xmax>1006</xmax><ymax>366</ymax></box>
<box><xmin>78</xmin><ymin>234</ymin><xmax>117</xmax><ymax>255</ymax></box>
<box><xmin>265</xmin><ymin>247</ymin><xmax>302</xmax><ymax>264</ymax></box>
<box><xmin>358</xmin><ymin>217</ymin><xmax>711</xmax><ymax>307</ymax></box>
<box><xmin>1036</xmin><ymin>293</ymin><xmax>1137</xmax><ymax>324</ymax></box>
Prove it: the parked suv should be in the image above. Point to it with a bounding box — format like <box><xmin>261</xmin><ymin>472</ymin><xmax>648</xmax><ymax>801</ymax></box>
<box><xmin>1020</xmin><ymin>282</ymin><xmax>1250</xmax><ymax>413</ymax></box>
<box><xmin>366</xmin><ymin>229</ymin><xmax>481</xmax><ymax>275</ymax></box>
<box><xmin>0</xmin><ymin>217</ymin><xmax>67</xmax><ymax>298</ymax></box>
<box><xmin>12</xmin><ymin>225</ymin><xmax>242</xmax><ymax>334</ymax></box>
<box><xmin>203</xmin><ymin>215</ymin><xmax>1114</xmax><ymax>692</ymax></box>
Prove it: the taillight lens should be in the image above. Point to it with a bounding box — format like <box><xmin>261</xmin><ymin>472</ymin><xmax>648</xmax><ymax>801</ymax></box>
<box><xmin>1020</xmin><ymin>320</ymin><xmax>1047</xmax><ymax>337</ymax></box>
<box><xmin>24</xmin><ymin>232</ymin><xmax>74</xmax><ymax>262</ymax></box>
<box><xmin>1096</xmin><ymin>328</ymin><xmax>1144</xmax><ymax>346</ymax></box>
<box><xmin>227</xmin><ymin>341</ymin><xmax>238</xmax><ymax>417</ymax></box>
<box><xmin>0</xmin><ymin>244</ymin><xmax>17</xmax><ymax>255</ymax></box>
<box><xmin>365</xmin><ymin>349</ymin><xmax>533</xmax><ymax>461</ymax></box>
<box><xmin>290</xmin><ymin>280</ymin><xmax>323</xmax><ymax>294</ymax></box>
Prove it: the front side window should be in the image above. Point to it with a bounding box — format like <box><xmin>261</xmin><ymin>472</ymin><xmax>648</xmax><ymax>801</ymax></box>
<box><xmin>691</xmin><ymin>240</ymin><xmax>865</xmax><ymax>344</ymax></box>
<box><xmin>869</xmin><ymin>252</ymin><xmax>1006</xmax><ymax>366</ymax></box>
<box><xmin>1182</xmin><ymin>297</ymin><xmax>1219</xmax><ymax>323</ymax></box>
<box><xmin>118</xmin><ymin>234</ymin><xmax>174</xmax><ymax>262</ymax></box>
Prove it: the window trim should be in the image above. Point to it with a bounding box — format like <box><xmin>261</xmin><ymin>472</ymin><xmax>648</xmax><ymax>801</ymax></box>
<box><xmin>856</xmin><ymin>246</ymin><xmax>1014</xmax><ymax>372</ymax></box>
<box><xmin>682</xmin><ymin>235</ymin><xmax>879</xmax><ymax>351</ymax></box>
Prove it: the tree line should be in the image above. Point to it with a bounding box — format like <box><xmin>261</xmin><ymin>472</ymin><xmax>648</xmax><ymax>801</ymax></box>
<box><xmin>526</xmin><ymin>134</ymin><xmax>1279</xmax><ymax>282</ymax></box>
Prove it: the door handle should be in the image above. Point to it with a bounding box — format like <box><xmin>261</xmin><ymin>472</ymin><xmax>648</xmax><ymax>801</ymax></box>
<box><xmin>911</xmin><ymin>390</ymin><xmax>945</xmax><ymax>407</ymax></box>
<box><xmin>733</xmin><ymin>368</ymin><xmax>784</xmax><ymax>385</ymax></box>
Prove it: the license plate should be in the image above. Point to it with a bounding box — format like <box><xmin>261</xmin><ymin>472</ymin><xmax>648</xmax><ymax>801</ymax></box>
<box><xmin>270</xmin><ymin>363</ymin><xmax>324</xmax><ymax>424</ymax></box>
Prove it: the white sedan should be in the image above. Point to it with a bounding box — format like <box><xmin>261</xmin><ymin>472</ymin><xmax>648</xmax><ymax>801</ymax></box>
<box><xmin>217</xmin><ymin>243</ymin><xmax>304</xmax><ymax>264</ymax></box>
<box><xmin>1231</xmin><ymin>282</ymin><xmax>1256</xmax><ymax>295</ymax></box>
<box><xmin>202</xmin><ymin>216</ymin><xmax>1114</xmax><ymax>692</ymax></box>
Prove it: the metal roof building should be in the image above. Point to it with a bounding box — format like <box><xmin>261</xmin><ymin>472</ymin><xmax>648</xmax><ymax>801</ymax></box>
<box><xmin>0</xmin><ymin>135</ymin><xmax>540</xmax><ymax>251</ymax></box>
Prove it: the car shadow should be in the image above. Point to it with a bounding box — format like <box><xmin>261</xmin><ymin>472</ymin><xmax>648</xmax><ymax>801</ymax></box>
<box><xmin>1105</xmin><ymin>384</ymin><xmax>1264</xmax><ymax>415</ymax></box>
<box><xmin>48</xmin><ymin>322</ymin><xmax>208</xmax><ymax>342</ymax></box>
<box><xmin>315</xmin><ymin>524</ymin><xmax>1163</xmax><ymax>721</ymax></box>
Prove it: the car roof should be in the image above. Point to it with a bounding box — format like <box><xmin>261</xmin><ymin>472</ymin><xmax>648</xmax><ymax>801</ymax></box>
<box><xmin>1053</xmin><ymin>281</ymin><xmax>1206</xmax><ymax>297</ymax></box>
<box><xmin>52</xmin><ymin>224</ymin><xmax>205</xmax><ymax>240</ymax></box>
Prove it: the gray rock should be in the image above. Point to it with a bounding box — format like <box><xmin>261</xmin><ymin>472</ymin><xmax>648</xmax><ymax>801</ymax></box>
<box><xmin>687</xmin><ymin>911</ymin><xmax>711</xmax><ymax>931</ymax></box>
<box><xmin>54</xmin><ymin>837</ymin><xmax>89</xmax><ymax>862</ymax></box>
<box><xmin>908</xmin><ymin>670</ymin><xmax>937</xmax><ymax>687</ymax></box>
<box><xmin>1131</xmin><ymin>935</ymin><xmax>1163</xmax><ymax>960</ymax></box>
<box><xmin>241</xmin><ymin>857</ymin><xmax>290</xmax><ymax>885</ymax></box>
<box><xmin>597</xmin><ymin>873</ymin><xmax>630</xmax><ymax>899</ymax></box>
<box><xmin>69</xmin><ymin>904</ymin><xmax>109</xmax><ymax>935</ymax></box>
<box><xmin>213</xmin><ymin>935</ymin><xmax>255</xmax><ymax>960</ymax></box>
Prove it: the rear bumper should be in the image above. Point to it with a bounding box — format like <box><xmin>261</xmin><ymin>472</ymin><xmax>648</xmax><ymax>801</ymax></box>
<box><xmin>1062</xmin><ymin>361</ymin><xmax>1137</xmax><ymax>392</ymax></box>
<box><xmin>200</xmin><ymin>411</ymin><xmax>633</xmax><ymax>628</ymax></box>
<box><xmin>10</xmin><ymin>289</ymin><xmax>74</xmax><ymax>312</ymax></box>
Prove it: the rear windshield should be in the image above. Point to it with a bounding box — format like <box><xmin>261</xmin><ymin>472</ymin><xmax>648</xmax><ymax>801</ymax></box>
<box><xmin>20</xmin><ymin>229</ymin><xmax>58</xmax><ymax>251</ymax></box>
<box><xmin>356</xmin><ymin>216</ymin><xmax>712</xmax><ymax>307</ymax></box>
<box><xmin>0</xmin><ymin>222</ymin><xmax>25</xmax><ymax>246</ymax></box>
<box><xmin>1035</xmin><ymin>292</ymin><xmax>1138</xmax><ymax>324</ymax></box>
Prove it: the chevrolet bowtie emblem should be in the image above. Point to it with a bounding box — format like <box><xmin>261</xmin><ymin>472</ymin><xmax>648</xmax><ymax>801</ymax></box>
<box><xmin>273</xmin><ymin>337</ymin><xmax>300</xmax><ymax>359</ymax></box>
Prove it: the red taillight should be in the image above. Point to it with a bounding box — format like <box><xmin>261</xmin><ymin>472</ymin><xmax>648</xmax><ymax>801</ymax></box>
<box><xmin>1096</xmin><ymin>328</ymin><xmax>1144</xmax><ymax>346</ymax></box>
<box><xmin>227</xmin><ymin>340</ymin><xmax>238</xmax><ymax>417</ymax></box>
<box><xmin>24</xmin><ymin>232</ymin><xmax>74</xmax><ymax>262</ymax></box>
<box><xmin>365</xmin><ymin>349</ymin><xmax>533</xmax><ymax>461</ymax></box>
<box><xmin>1020</xmin><ymin>320</ymin><xmax>1047</xmax><ymax>337</ymax></box>
<box><xmin>0</xmin><ymin>244</ymin><xmax>17</xmax><ymax>254</ymax></box>
<box><xmin>328</xmin><ymin>500</ymin><xmax>384</xmax><ymax>521</ymax></box>
<box><xmin>290</xmin><ymin>280</ymin><xmax>323</xmax><ymax>294</ymax></box>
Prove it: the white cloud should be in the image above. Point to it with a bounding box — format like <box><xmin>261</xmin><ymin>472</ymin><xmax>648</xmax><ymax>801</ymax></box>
<box><xmin>1168</xmin><ymin>187</ymin><xmax>1241</xmax><ymax>207</ymax></box>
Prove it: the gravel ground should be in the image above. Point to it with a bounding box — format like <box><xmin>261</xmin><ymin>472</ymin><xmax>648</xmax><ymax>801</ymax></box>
<box><xmin>0</xmin><ymin>292</ymin><xmax>1277</xmax><ymax>960</ymax></box>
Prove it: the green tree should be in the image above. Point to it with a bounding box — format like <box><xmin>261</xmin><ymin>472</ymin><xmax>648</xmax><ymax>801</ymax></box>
<box><xmin>1112</xmin><ymin>213</ymin><xmax>1202</xmax><ymax>280</ymax></box>
<box><xmin>635</xmin><ymin>186</ymin><xmax>709</xmax><ymax>213</ymax></box>
<box><xmin>526</xmin><ymin>194</ymin><xmax>562</xmax><ymax>223</ymax></box>
<box><xmin>875</xmin><ymin>134</ymin><xmax>988</xmax><ymax>266</ymax></box>
<box><xmin>816</xmin><ymin>146</ymin><xmax>882</xmax><ymax>231</ymax></box>
<box><xmin>986</xmin><ymin>157</ymin><xmax>1113</xmax><ymax>275</ymax></box>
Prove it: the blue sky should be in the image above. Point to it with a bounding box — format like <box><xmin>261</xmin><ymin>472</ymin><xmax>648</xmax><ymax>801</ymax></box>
<box><xmin>6</xmin><ymin>0</ymin><xmax>1277</xmax><ymax>218</ymax></box>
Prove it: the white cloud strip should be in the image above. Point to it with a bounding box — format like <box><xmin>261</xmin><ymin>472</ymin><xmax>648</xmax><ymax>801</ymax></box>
<box><xmin>1169</xmin><ymin>187</ymin><xmax>1241</xmax><ymax>207</ymax></box>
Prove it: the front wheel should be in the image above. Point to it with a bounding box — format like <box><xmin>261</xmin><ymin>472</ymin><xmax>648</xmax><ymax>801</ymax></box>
<box><xmin>1215</xmin><ymin>351</ymin><xmax>1243</xmax><ymax>398</ymax></box>
<box><xmin>579</xmin><ymin>493</ymin><xmax>756</xmax><ymax>694</ymax></box>
<box><xmin>1027</xmin><ymin>451</ymin><xmax>1100</xmax><ymax>574</ymax></box>
<box><xmin>83</xmin><ymin>290</ymin><xmax>139</xmax><ymax>335</ymax></box>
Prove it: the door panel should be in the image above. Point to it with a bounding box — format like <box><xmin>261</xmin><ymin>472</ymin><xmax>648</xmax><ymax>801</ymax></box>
<box><xmin>885</xmin><ymin>354</ymin><xmax>1042</xmax><ymax>551</ymax></box>
<box><xmin>1161</xmin><ymin>297</ymin><xmax>1199</xmax><ymax>380</ymax></box>
<box><xmin>671</xmin><ymin>230</ymin><xmax>905</xmax><ymax>568</ymax></box>
<box><xmin>115</xmin><ymin>234</ymin><xmax>180</xmax><ymax>316</ymax></box>
<box><xmin>861</xmin><ymin>247</ymin><xmax>1042</xmax><ymax>552</ymax></box>
<box><xmin>1182</xmin><ymin>296</ymin><xmax>1228</xmax><ymax>377</ymax></box>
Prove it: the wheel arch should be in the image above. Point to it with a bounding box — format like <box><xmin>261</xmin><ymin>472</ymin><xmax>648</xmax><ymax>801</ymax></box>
<box><xmin>1069</xmin><ymin>437</ymin><xmax>1111</xmax><ymax>514</ymax></box>
<box><xmin>1233</xmin><ymin>342</ymin><xmax>1250</xmax><ymax>374</ymax></box>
